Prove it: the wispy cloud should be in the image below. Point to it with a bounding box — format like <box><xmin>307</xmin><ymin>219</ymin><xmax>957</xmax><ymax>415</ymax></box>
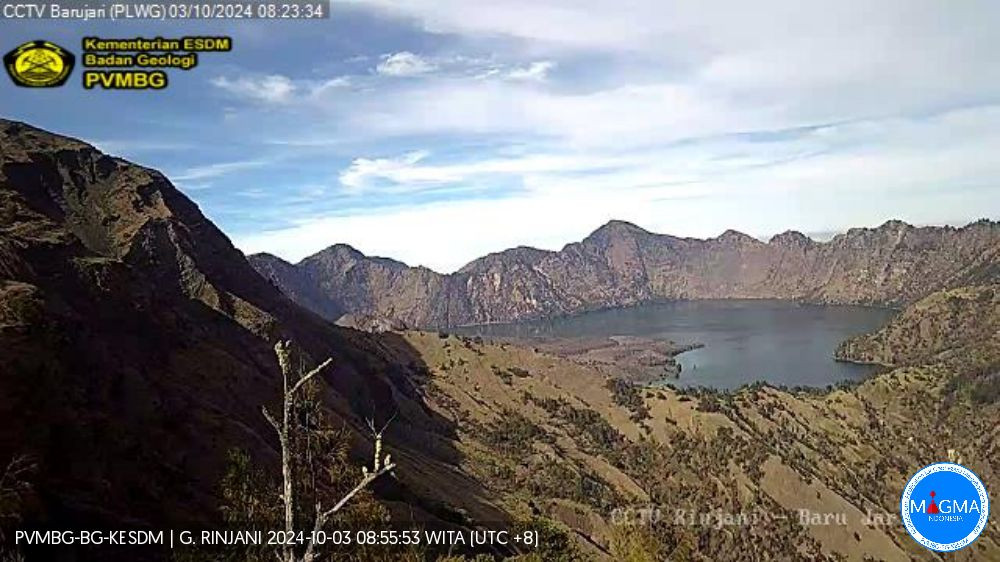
<box><xmin>505</xmin><ymin>61</ymin><xmax>555</xmax><ymax>82</ymax></box>
<box><xmin>375</xmin><ymin>51</ymin><xmax>437</xmax><ymax>76</ymax></box>
<box><xmin>211</xmin><ymin>73</ymin><xmax>351</xmax><ymax>104</ymax></box>
<box><xmin>236</xmin><ymin>105</ymin><xmax>1000</xmax><ymax>271</ymax></box>
<box><xmin>311</xmin><ymin>76</ymin><xmax>352</xmax><ymax>94</ymax></box>
<box><xmin>339</xmin><ymin>149</ymin><xmax>634</xmax><ymax>194</ymax></box>
<box><xmin>172</xmin><ymin>159</ymin><xmax>271</xmax><ymax>182</ymax></box>
<box><xmin>15</xmin><ymin>0</ymin><xmax>994</xmax><ymax>272</ymax></box>
<box><xmin>211</xmin><ymin>75</ymin><xmax>297</xmax><ymax>104</ymax></box>
<box><xmin>92</xmin><ymin>140</ymin><xmax>195</xmax><ymax>155</ymax></box>
<box><xmin>340</xmin><ymin>150</ymin><xmax>435</xmax><ymax>191</ymax></box>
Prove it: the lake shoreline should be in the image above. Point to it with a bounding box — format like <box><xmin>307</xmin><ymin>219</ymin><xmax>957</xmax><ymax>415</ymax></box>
<box><xmin>832</xmin><ymin>356</ymin><xmax>894</xmax><ymax>368</ymax></box>
<box><xmin>451</xmin><ymin>297</ymin><xmax>901</xmax><ymax>330</ymax></box>
<box><xmin>455</xmin><ymin>299</ymin><xmax>896</xmax><ymax>391</ymax></box>
<box><xmin>471</xmin><ymin>334</ymin><xmax>706</xmax><ymax>384</ymax></box>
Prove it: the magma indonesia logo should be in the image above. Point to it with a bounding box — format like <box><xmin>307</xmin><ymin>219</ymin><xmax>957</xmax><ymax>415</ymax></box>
<box><xmin>4</xmin><ymin>40</ymin><xmax>75</xmax><ymax>87</ymax></box>
<box><xmin>901</xmin><ymin>463</ymin><xmax>990</xmax><ymax>552</ymax></box>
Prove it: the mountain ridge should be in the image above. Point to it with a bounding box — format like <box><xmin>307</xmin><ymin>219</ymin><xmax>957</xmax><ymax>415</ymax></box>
<box><xmin>250</xmin><ymin>217</ymin><xmax>1000</xmax><ymax>329</ymax></box>
<box><xmin>4</xmin><ymin>118</ymin><xmax>1000</xmax><ymax>560</ymax></box>
<box><xmin>0</xmin><ymin>118</ymin><xmax>509</xmax><ymax>539</ymax></box>
<box><xmin>836</xmin><ymin>283</ymin><xmax>1000</xmax><ymax>368</ymax></box>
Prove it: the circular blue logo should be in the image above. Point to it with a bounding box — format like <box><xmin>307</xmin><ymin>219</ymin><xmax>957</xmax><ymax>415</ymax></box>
<box><xmin>901</xmin><ymin>463</ymin><xmax>989</xmax><ymax>552</ymax></box>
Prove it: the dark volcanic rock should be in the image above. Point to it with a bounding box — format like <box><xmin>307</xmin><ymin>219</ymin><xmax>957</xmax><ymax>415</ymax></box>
<box><xmin>252</xmin><ymin>218</ymin><xmax>1000</xmax><ymax>329</ymax></box>
<box><xmin>0</xmin><ymin>119</ymin><xmax>497</xmax><ymax>538</ymax></box>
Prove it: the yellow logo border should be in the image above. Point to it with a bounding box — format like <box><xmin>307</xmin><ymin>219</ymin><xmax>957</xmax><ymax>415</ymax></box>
<box><xmin>4</xmin><ymin>40</ymin><xmax>76</xmax><ymax>88</ymax></box>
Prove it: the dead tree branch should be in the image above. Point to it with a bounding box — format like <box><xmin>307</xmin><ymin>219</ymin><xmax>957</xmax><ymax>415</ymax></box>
<box><xmin>301</xmin><ymin>414</ymin><xmax>398</xmax><ymax>562</ymax></box>
<box><xmin>262</xmin><ymin>341</ymin><xmax>396</xmax><ymax>562</ymax></box>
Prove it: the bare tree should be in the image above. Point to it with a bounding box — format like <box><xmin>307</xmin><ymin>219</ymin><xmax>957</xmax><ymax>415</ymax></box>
<box><xmin>262</xmin><ymin>341</ymin><xmax>397</xmax><ymax>562</ymax></box>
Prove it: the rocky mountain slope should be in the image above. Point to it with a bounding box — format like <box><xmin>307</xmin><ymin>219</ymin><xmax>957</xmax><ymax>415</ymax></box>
<box><xmin>836</xmin><ymin>284</ymin><xmax>1000</xmax><ymax>367</ymax></box>
<box><xmin>4</xmin><ymin>119</ymin><xmax>998</xmax><ymax>561</ymax></box>
<box><xmin>0</xmin><ymin>119</ymin><xmax>513</xmax><ymax>554</ymax></box>
<box><xmin>251</xmin><ymin>219</ymin><xmax>1000</xmax><ymax>328</ymax></box>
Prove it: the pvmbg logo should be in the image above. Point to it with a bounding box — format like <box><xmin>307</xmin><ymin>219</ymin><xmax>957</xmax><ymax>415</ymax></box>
<box><xmin>4</xmin><ymin>40</ymin><xmax>75</xmax><ymax>87</ymax></box>
<box><xmin>901</xmin><ymin>463</ymin><xmax>989</xmax><ymax>552</ymax></box>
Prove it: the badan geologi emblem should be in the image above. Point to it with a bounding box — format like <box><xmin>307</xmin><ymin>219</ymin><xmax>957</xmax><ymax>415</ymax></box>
<box><xmin>901</xmin><ymin>462</ymin><xmax>990</xmax><ymax>552</ymax></box>
<box><xmin>4</xmin><ymin>40</ymin><xmax>75</xmax><ymax>87</ymax></box>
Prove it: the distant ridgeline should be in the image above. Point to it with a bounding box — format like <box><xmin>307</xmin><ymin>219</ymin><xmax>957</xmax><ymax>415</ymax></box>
<box><xmin>250</xmin><ymin>218</ymin><xmax>1000</xmax><ymax>329</ymax></box>
<box><xmin>4</xmin><ymin>118</ymin><xmax>1000</xmax><ymax>561</ymax></box>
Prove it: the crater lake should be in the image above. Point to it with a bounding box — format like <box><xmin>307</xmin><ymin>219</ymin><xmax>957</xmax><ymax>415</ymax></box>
<box><xmin>456</xmin><ymin>300</ymin><xmax>896</xmax><ymax>390</ymax></box>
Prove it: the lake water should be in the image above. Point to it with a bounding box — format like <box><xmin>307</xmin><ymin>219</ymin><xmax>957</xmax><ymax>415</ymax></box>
<box><xmin>457</xmin><ymin>300</ymin><xmax>896</xmax><ymax>390</ymax></box>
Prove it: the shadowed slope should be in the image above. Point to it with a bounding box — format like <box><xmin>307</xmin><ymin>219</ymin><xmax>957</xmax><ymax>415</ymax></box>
<box><xmin>0</xmin><ymin>119</ymin><xmax>505</xmax><ymax>544</ymax></box>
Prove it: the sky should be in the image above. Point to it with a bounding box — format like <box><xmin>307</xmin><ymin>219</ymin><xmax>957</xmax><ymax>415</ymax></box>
<box><xmin>2</xmin><ymin>1</ymin><xmax>999</xmax><ymax>272</ymax></box>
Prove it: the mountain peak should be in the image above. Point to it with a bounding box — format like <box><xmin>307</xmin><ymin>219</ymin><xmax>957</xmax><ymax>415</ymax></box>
<box><xmin>249</xmin><ymin>251</ymin><xmax>291</xmax><ymax>265</ymax></box>
<box><xmin>458</xmin><ymin>245</ymin><xmax>552</xmax><ymax>273</ymax></box>
<box><xmin>967</xmin><ymin>218</ymin><xmax>999</xmax><ymax>227</ymax></box>
<box><xmin>311</xmin><ymin>243</ymin><xmax>364</xmax><ymax>260</ymax></box>
<box><xmin>302</xmin><ymin>243</ymin><xmax>411</xmax><ymax>272</ymax></box>
<box><xmin>0</xmin><ymin>119</ymin><xmax>383</xmax><ymax>528</ymax></box>
<box><xmin>597</xmin><ymin>219</ymin><xmax>647</xmax><ymax>233</ymax></box>
<box><xmin>584</xmin><ymin>220</ymin><xmax>651</xmax><ymax>244</ymax></box>
<box><xmin>876</xmin><ymin>219</ymin><xmax>913</xmax><ymax>231</ymax></box>
<box><xmin>769</xmin><ymin>230</ymin><xmax>814</xmax><ymax>247</ymax></box>
<box><xmin>715</xmin><ymin>229</ymin><xmax>761</xmax><ymax>245</ymax></box>
<box><xmin>838</xmin><ymin>219</ymin><xmax>915</xmax><ymax>240</ymax></box>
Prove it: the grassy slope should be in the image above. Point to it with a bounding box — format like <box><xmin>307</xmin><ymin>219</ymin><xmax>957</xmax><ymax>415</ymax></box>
<box><xmin>836</xmin><ymin>284</ymin><xmax>1000</xmax><ymax>367</ymax></box>
<box><xmin>397</xmin><ymin>289</ymin><xmax>1000</xmax><ymax>561</ymax></box>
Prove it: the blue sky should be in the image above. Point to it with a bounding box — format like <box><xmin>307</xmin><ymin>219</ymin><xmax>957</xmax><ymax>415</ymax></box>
<box><xmin>2</xmin><ymin>1</ymin><xmax>999</xmax><ymax>272</ymax></box>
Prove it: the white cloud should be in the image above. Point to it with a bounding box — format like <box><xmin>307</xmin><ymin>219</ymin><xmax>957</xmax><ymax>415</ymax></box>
<box><xmin>92</xmin><ymin>140</ymin><xmax>194</xmax><ymax>156</ymax></box>
<box><xmin>348</xmin><ymin>0</ymin><xmax>1000</xmax><ymax>122</ymax></box>
<box><xmin>337</xmin><ymin>148</ymin><xmax>652</xmax><ymax>195</ymax></box>
<box><xmin>506</xmin><ymin>61</ymin><xmax>555</xmax><ymax>81</ymax></box>
<box><xmin>311</xmin><ymin>76</ymin><xmax>352</xmax><ymax>94</ymax></box>
<box><xmin>237</xmin><ymin>105</ymin><xmax>1000</xmax><ymax>271</ymax></box>
<box><xmin>211</xmin><ymin>75</ymin><xmax>297</xmax><ymax>104</ymax></box>
<box><xmin>212</xmin><ymin>2</ymin><xmax>1000</xmax><ymax>270</ymax></box>
<box><xmin>172</xmin><ymin>160</ymin><xmax>270</xmax><ymax>182</ymax></box>
<box><xmin>335</xmin><ymin>79</ymin><xmax>767</xmax><ymax>150</ymax></box>
<box><xmin>237</xmin><ymin>193</ymin><xmax>624</xmax><ymax>272</ymax></box>
<box><xmin>212</xmin><ymin>74</ymin><xmax>351</xmax><ymax>104</ymax></box>
<box><xmin>339</xmin><ymin>150</ymin><xmax>436</xmax><ymax>190</ymax></box>
<box><xmin>474</xmin><ymin>68</ymin><xmax>502</xmax><ymax>80</ymax></box>
<box><xmin>375</xmin><ymin>51</ymin><xmax>437</xmax><ymax>76</ymax></box>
